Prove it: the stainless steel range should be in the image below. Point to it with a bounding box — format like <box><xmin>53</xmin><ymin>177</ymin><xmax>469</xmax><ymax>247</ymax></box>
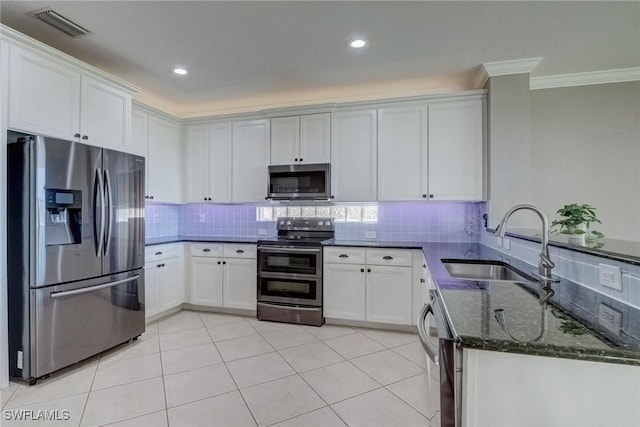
<box><xmin>257</xmin><ymin>217</ymin><xmax>335</xmax><ymax>326</ymax></box>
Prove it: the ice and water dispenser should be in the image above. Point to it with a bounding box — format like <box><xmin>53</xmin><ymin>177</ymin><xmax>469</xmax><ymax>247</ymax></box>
<box><xmin>45</xmin><ymin>188</ymin><xmax>82</xmax><ymax>245</ymax></box>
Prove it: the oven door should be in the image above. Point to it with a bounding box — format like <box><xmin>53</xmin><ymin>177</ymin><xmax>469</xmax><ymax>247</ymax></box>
<box><xmin>258</xmin><ymin>273</ymin><xmax>322</xmax><ymax>306</ymax></box>
<box><xmin>258</xmin><ymin>246</ymin><xmax>321</xmax><ymax>277</ymax></box>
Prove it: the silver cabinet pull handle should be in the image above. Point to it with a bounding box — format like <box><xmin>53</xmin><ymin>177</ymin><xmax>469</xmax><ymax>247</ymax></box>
<box><xmin>203</xmin><ymin>248</ymin><xmax>211</xmax><ymax>252</ymax></box>
<box><xmin>155</xmin><ymin>251</ymin><xmax>162</xmax><ymax>256</ymax></box>
<box><xmin>383</xmin><ymin>256</ymin><xmax>394</xmax><ymax>260</ymax></box>
<box><xmin>236</xmin><ymin>249</ymin><xmax>245</xmax><ymax>254</ymax></box>
<box><xmin>338</xmin><ymin>254</ymin><xmax>349</xmax><ymax>258</ymax></box>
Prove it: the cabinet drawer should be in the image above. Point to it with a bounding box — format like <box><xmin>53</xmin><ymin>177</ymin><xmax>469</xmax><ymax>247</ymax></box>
<box><xmin>324</xmin><ymin>247</ymin><xmax>366</xmax><ymax>264</ymax></box>
<box><xmin>223</xmin><ymin>244</ymin><xmax>257</xmax><ymax>259</ymax></box>
<box><xmin>366</xmin><ymin>248</ymin><xmax>413</xmax><ymax>267</ymax></box>
<box><xmin>190</xmin><ymin>243</ymin><xmax>224</xmax><ymax>258</ymax></box>
<box><xmin>145</xmin><ymin>243</ymin><xmax>181</xmax><ymax>261</ymax></box>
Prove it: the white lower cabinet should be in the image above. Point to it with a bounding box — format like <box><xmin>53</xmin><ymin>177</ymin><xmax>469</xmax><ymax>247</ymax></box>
<box><xmin>366</xmin><ymin>265</ymin><xmax>413</xmax><ymax>324</ymax></box>
<box><xmin>323</xmin><ymin>263</ymin><xmax>366</xmax><ymax>321</ymax></box>
<box><xmin>324</xmin><ymin>247</ymin><xmax>423</xmax><ymax>326</ymax></box>
<box><xmin>462</xmin><ymin>349</ymin><xmax>640</xmax><ymax>426</ymax></box>
<box><xmin>144</xmin><ymin>244</ymin><xmax>184</xmax><ymax>318</ymax></box>
<box><xmin>189</xmin><ymin>243</ymin><xmax>256</xmax><ymax>311</ymax></box>
<box><xmin>190</xmin><ymin>256</ymin><xmax>223</xmax><ymax>306</ymax></box>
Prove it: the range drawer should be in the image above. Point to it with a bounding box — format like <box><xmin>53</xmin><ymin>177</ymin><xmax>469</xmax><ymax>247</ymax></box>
<box><xmin>366</xmin><ymin>248</ymin><xmax>413</xmax><ymax>267</ymax></box>
<box><xmin>190</xmin><ymin>243</ymin><xmax>224</xmax><ymax>258</ymax></box>
<box><xmin>145</xmin><ymin>243</ymin><xmax>181</xmax><ymax>262</ymax></box>
<box><xmin>223</xmin><ymin>244</ymin><xmax>257</xmax><ymax>259</ymax></box>
<box><xmin>324</xmin><ymin>247</ymin><xmax>366</xmax><ymax>264</ymax></box>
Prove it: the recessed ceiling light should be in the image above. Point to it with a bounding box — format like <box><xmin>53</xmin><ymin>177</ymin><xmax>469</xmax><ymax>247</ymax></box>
<box><xmin>173</xmin><ymin>67</ymin><xmax>188</xmax><ymax>75</ymax></box>
<box><xmin>349</xmin><ymin>39</ymin><xmax>366</xmax><ymax>49</ymax></box>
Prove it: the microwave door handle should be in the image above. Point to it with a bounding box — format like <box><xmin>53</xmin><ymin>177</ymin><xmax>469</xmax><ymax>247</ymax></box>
<box><xmin>103</xmin><ymin>169</ymin><xmax>113</xmax><ymax>255</ymax></box>
<box><xmin>417</xmin><ymin>303</ymin><xmax>439</xmax><ymax>365</ymax></box>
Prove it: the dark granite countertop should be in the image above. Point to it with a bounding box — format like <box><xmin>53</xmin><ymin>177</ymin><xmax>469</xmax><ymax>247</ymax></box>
<box><xmin>503</xmin><ymin>228</ymin><xmax>640</xmax><ymax>266</ymax></box>
<box><xmin>422</xmin><ymin>243</ymin><xmax>640</xmax><ymax>366</ymax></box>
<box><xmin>146</xmin><ymin>235</ymin><xmax>260</xmax><ymax>246</ymax></box>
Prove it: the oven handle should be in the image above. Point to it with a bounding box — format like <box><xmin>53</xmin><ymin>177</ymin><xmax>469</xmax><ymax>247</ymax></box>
<box><xmin>257</xmin><ymin>302</ymin><xmax>320</xmax><ymax>312</ymax></box>
<box><xmin>258</xmin><ymin>271</ymin><xmax>321</xmax><ymax>280</ymax></box>
<box><xmin>258</xmin><ymin>246</ymin><xmax>321</xmax><ymax>254</ymax></box>
<box><xmin>417</xmin><ymin>303</ymin><xmax>439</xmax><ymax>365</ymax></box>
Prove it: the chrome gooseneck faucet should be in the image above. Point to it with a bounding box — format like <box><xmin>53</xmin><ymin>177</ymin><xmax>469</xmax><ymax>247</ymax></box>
<box><xmin>493</xmin><ymin>204</ymin><xmax>559</xmax><ymax>283</ymax></box>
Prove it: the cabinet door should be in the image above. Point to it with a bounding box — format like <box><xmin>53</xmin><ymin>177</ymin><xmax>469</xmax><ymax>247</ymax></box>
<box><xmin>366</xmin><ymin>265</ymin><xmax>413</xmax><ymax>325</ymax></box>
<box><xmin>144</xmin><ymin>262</ymin><xmax>159</xmax><ymax>318</ymax></box>
<box><xmin>80</xmin><ymin>75</ymin><xmax>131</xmax><ymax>149</ymax></box>
<box><xmin>131</xmin><ymin>107</ymin><xmax>149</xmax><ymax>157</ymax></box>
<box><xmin>190</xmin><ymin>257</ymin><xmax>223</xmax><ymax>307</ymax></box>
<box><xmin>299</xmin><ymin>113</ymin><xmax>330</xmax><ymax>164</ymax></box>
<box><xmin>232</xmin><ymin>119</ymin><xmax>270</xmax><ymax>202</ymax></box>
<box><xmin>377</xmin><ymin>107</ymin><xmax>427</xmax><ymax>201</ymax></box>
<box><xmin>270</xmin><ymin>116</ymin><xmax>299</xmax><ymax>165</ymax></box>
<box><xmin>148</xmin><ymin>115</ymin><xmax>180</xmax><ymax>202</ymax></box>
<box><xmin>185</xmin><ymin>125</ymin><xmax>211</xmax><ymax>202</ymax></box>
<box><xmin>209</xmin><ymin>123</ymin><xmax>232</xmax><ymax>202</ymax></box>
<box><xmin>8</xmin><ymin>45</ymin><xmax>80</xmax><ymax>140</ymax></box>
<box><xmin>223</xmin><ymin>258</ymin><xmax>256</xmax><ymax>310</ymax></box>
<box><xmin>331</xmin><ymin>110</ymin><xmax>377</xmax><ymax>201</ymax></box>
<box><xmin>323</xmin><ymin>263</ymin><xmax>366</xmax><ymax>321</ymax></box>
<box><xmin>157</xmin><ymin>257</ymin><xmax>183</xmax><ymax>312</ymax></box>
<box><xmin>428</xmin><ymin>100</ymin><xmax>484</xmax><ymax>200</ymax></box>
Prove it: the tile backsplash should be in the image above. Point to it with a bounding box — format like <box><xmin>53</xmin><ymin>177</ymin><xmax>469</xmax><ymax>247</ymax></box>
<box><xmin>481</xmin><ymin>231</ymin><xmax>640</xmax><ymax>309</ymax></box>
<box><xmin>145</xmin><ymin>201</ymin><xmax>485</xmax><ymax>243</ymax></box>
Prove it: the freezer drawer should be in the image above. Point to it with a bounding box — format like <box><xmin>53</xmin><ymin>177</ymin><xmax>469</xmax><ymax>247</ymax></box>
<box><xmin>29</xmin><ymin>270</ymin><xmax>145</xmax><ymax>379</ymax></box>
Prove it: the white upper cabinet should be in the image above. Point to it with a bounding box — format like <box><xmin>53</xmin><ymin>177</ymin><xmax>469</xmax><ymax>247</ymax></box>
<box><xmin>331</xmin><ymin>109</ymin><xmax>377</xmax><ymax>201</ymax></box>
<box><xmin>428</xmin><ymin>99</ymin><xmax>484</xmax><ymax>200</ymax></box>
<box><xmin>377</xmin><ymin>106</ymin><xmax>428</xmax><ymax>201</ymax></box>
<box><xmin>270</xmin><ymin>113</ymin><xmax>330</xmax><ymax>165</ymax></box>
<box><xmin>184</xmin><ymin>123</ymin><xmax>232</xmax><ymax>202</ymax></box>
<box><xmin>80</xmin><ymin>75</ymin><xmax>131</xmax><ymax>149</ymax></box>
<box><xmin>130</xmin><ymin>107</ymin><xmax>149</xmax><ymax>157</ymax></box>
<box><xmin>8</xmin><ymin>45</ymin><xmax>80</xmax><ymax>140</ymax></box>
<box><xmin>232</xmin><ymin>119</ymin><xmax>270</xmax><ymax>202</ymax></box>
<box><xmin>7</xmin><ymin>43</ymin><xmax>133</xmax><ymax>149</ymax></box>
<box><xmin>147</xmin><ymin>114</ymin><xmax>181</xmax><ymax>203</ymax></box>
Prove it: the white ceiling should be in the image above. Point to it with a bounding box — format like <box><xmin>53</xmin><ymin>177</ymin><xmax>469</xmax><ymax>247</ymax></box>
<box><xmin>1</xmin><ymin>1</ymin><xmax>639</xmax><ymax>118</ymax></box>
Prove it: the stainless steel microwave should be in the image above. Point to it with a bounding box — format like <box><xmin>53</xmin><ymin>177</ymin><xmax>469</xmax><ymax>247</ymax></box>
<box><xmin>267</xmin><ymin>163</ymin><xmax>331</xmax><ymax>200</ymax></box>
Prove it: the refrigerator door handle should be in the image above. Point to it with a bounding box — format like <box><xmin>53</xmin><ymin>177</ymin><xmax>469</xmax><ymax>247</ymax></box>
<box><xmin>50</xmin><ymin>275</ymin><xmax>141</xmax><ymax>299</ymax></box>
<box><xmin>94</xmin><ymin>168</ymin><xmax>106</xmax><ymax>257</ymax></box>
<box><xmin>104</xmin><ymin>169</ymin><xmax>113</xmax><ymax>255</ymax></box>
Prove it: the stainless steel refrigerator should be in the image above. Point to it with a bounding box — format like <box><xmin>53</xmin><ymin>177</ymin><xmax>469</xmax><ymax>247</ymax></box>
<box><xmin>7</xmin><ymin>132</ymin><xmax>146</xmax><ymax>384</ymax></box>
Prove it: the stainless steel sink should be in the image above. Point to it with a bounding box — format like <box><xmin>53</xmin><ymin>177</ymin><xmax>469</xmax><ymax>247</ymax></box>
<box><xmin>442</xmin><ymin>259</ymin><xmax>535</xmax><ymax>283</ymax></box>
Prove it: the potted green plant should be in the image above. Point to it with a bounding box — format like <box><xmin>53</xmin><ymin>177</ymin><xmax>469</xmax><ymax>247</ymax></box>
<box><xmin>550</xmin><ymin>203</ymin><xmax>604</xmax><ymax>244</ymax></box>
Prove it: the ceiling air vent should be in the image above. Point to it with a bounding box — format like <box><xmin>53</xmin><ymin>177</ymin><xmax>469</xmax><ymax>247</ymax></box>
<box><xmin>33</xmin><ymin>9</ymin><xmax>90</xmax><ymax>37</ymax></box>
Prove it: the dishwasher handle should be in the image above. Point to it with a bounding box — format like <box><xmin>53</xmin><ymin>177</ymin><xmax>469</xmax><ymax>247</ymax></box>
<box><xmin>417</xmin><ymin>303</ymin><xmax>439</xmax><ymax>365</ymax></box>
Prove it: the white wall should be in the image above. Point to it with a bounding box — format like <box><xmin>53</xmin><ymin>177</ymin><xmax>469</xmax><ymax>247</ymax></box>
<box><xmin>1</xmin><ymin>39</ymin><xmax>9</xmax><ymax>388</ymax></box>
<box><xmin>530</xmin><ymin>82</ymin><xmax>640</xmax><ymax>241</ymax></box>
<box><xmin>487</xmin><ymin>74</ymin><xmax>533</xmax><ymax>228</ymax></box>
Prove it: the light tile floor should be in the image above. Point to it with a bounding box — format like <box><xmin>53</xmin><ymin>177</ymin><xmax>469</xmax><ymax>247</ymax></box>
<box><xmin>1</xmin><ymin>310</ymin><xmax>441</xmax><ymax>427</ymax></box>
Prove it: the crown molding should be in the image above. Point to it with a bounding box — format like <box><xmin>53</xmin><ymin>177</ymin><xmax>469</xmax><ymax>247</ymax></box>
<box><xmin>0</xmin><ymin>24</ymin><xmax>140</xmax><ymax>94</ymax></box>
<box><xmin>530</xmin><ymin>67</ymin><xmax>640</xmax><ymax>90</ymax></box>
<box><xmin>482</xmin><ymin>57</ymin><xmax>543</xmax><ymax>78</ymax></box>
<box><xmin>474</xmin><ymin>66</ymin><xmax>489</xmax><ymax>89</ymax></box>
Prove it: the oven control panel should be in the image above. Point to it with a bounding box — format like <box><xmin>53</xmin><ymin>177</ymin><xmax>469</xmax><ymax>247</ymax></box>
<box><xmin>277</xmin><ymin>217</ymin><xmax>334</xmax><ymax>231</ymax></box>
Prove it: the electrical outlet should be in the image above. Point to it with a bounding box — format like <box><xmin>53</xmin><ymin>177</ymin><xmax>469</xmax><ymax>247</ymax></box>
<box><xmin>365</xmin><ymin>231</ymin><xmax>377</xmax><ymax>239</ymax></box>
<box><xmin>258</xmin><ymin>229</ymin><xmax>268</xmax><ymax>236</ymax></box>
<box><xmin>153</xmin><ymin>214</ymin><xmax>159</xmax><ymax>223</ymax></box>
<box><xmin>598</xmin><ymin>303</ymin><xmax>622</xmax><ymax>335</ymax></box>
<box><xmin>503</xmin><ymin>238</ymin><xmax>511</xmax><ymax>251</ymax></box>
<box><xmin>599</xmin><ymin>263</ymin><xmax>622</xmax><ymax>291</ymax></box>
<box><xmin>198</xmin><ymin>214</ymin><xmax>205</xmax><ymax>223</ymax></box>
<box><xmin>495</xmin><ymin>236</ymin><xmax>503</xmax><ymax>247</ymax></box>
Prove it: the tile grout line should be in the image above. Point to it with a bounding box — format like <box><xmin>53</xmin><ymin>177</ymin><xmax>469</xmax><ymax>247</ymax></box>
<box><xmin>78</xmin><ymin>349</ymin><xmax>104</xmax><ymax>427</ymax></box>
<box><xmin>200</xmin><ymin>313</ymin><xmax>261</xmax><ymax>427</ymax></box>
